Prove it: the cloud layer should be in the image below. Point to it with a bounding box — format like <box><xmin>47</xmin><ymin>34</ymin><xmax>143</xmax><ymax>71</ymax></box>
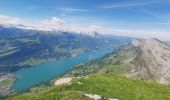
<box><xmin>0</xmin><ymin>15</ymin><xmax>25</xmax><ymax>26</ymax></box>
<box><xmin>59</xmin><ymin>8</ymin><xmax>89</xmax><ymax>13</ymax></box>
<box><xmin>102</xmin><ymin>0</ymin><xmax>170</xmax><ymax>8</ymax></box>
<box><xmin>0</xmin><ymin>15</ymin><xmax>169</xmax><ymax>41</ymax></box>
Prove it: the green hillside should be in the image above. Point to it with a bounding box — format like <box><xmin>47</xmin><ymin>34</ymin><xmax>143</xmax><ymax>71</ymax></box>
<box><xmin>7</xmin><ymin>73</ymin><xmax>170</xmax><ymax>100</ymax></box>
<box><xmin>64</xmin><ymin>44</ymin><xmax>136</xmax><ymax>77</ymax></box>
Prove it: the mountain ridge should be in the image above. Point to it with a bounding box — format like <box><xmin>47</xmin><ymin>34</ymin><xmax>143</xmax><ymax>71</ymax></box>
<box><xmin>66</xmin><ymin>38</ymin><xmax>170</xmax><ymax>84</ymax></box>
<box><xmin>114</xmin><ymin>38</ymin><xmax>170</xmax><ymax>83</ymax></box>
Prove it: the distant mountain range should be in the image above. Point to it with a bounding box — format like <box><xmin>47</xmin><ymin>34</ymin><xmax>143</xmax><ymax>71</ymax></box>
<box><xmin>0</xmin><ymin>26</ymin><xmax>131</xmax><ymax>73</ymax></box>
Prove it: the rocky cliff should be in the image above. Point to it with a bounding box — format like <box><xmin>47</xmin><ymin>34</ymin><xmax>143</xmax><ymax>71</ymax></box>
<box><xmin>127</xmin><ymin>38</ymin><xmax>170</xmax><ymax>84</ymax></box>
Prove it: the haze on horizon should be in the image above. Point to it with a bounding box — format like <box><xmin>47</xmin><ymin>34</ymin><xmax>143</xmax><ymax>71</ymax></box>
<box><xmin>0</xmin><ymin>0</ymin><xmax>170</xmax><ymax>41</ymax></box>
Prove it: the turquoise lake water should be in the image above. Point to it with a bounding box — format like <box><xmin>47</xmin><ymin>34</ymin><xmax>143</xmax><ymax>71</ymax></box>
<box><xmin>12</xmin><ymin>49</ymin><xmax>112</xmax><ymax>92</ymax></box>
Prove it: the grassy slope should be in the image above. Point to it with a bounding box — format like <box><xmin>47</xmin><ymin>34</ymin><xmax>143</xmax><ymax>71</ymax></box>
<box><xmin>7</xmin><ymin>73</ymin><xmax>170</xmax><ymax>100</ymax></box>
<box><xmin>65</xmin><ymin>45</ymin><xmax>135</xmax><ymax>77</ymax></box>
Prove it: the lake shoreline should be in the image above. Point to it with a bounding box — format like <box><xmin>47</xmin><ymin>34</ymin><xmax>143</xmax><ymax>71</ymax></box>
<box><xmin>12</xmin><ymin>48</ymin><xmax>113</xmax><ymax>92</ymax></box>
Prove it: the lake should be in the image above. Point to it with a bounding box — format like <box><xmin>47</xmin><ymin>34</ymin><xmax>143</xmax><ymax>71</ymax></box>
<box><xmin>12</xmin><ymin>49</ymin><xmax>112</xmax><ymax>92</ymax></box>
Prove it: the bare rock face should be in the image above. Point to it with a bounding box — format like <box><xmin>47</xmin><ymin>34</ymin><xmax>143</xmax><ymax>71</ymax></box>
<box><xmin>130</xmin><ymin>38</ymin><xmax>170</xmax><ymax>84</ymax></box>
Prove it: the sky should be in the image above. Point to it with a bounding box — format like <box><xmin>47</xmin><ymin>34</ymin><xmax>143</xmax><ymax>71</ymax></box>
<box><xmin>0</xmin><ymin>0</ymin><xmax>170</xmax><ymax>41</ymax></box>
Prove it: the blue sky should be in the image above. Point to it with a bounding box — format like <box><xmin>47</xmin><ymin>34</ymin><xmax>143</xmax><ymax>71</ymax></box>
<box><xmin>0</xmin><ymin>0</ymin><xmax>170</xmax><ymax>40</ymax></box>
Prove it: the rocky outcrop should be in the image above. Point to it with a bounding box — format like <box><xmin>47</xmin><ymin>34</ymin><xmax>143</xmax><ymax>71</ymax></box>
<box><xmin>127</xmin><ymin>38</ymin><xmax>170</xmax><ymax>84</ymax></box>
<box><xmin>54</xmin><ymin>77</ymin><xmax>72</xmax><ymax>86</ymax></box>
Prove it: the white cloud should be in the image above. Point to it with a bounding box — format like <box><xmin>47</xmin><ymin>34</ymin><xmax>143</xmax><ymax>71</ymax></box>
<box><xmin>39</xmin><ymin>17</ymin><xmax>64</xmax><ymax>28</ymax></box>
<box><xmin>59</xmin><ymin>7</ymin><xmax>89</xmax><ymax>13</ymax></box>
<box><xmin>0</xmin><ymin>15</ymin><xmax>169</xmax><ymax>41</ymax></box>
<box><xmin>102</xmin><ymin>2</ymin><xmax>147</xmax><ymax>8</ymax></box>
<box><xmin>108</xmin><ymin>29</ymin><xmax>170</xmax><ymax>41</ymax></box>
<box><xmin>0</xmin><ymin>15</ymin><xmax>64</xmax><ymax>31</ymax></box>
<box><xmin>102</xmin><ymin>1</ymin><xmax>170</xmax><ymax>8</ymax></box>
<box><xmin>127</xmin><ymin>8</ymin><xmax>170</xmax><ymax>27</ymax></box>
<box><xmin>0</xmin><ymin>15</ymin><xmax>25</xmax><ymax>26</ymax></box>
<box><xmin>61</xmin><ymin>24</ymin><xmax>170</xmax><ymax>41</ymax></box>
